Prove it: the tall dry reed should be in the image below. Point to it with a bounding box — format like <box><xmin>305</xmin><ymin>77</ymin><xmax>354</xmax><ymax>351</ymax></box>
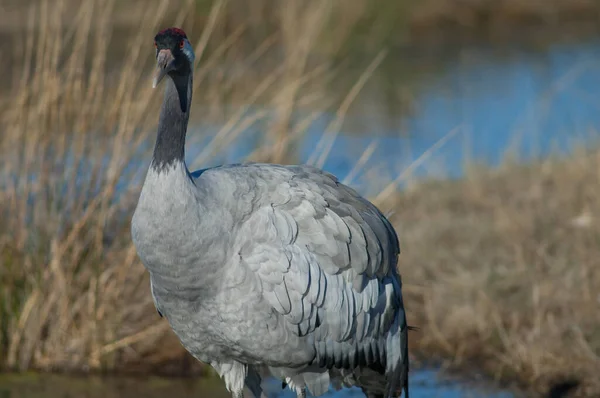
<box><xmin>0</xmin><ymin>0</ymin><xmax>386</xmax><ymax>372</ymax></box>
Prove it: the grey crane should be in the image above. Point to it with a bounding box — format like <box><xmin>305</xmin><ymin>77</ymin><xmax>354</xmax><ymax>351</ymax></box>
<box><xmin>131</xmin><ymin>27</ymin><xmax>410</xmax><ymax>398</ymax></box>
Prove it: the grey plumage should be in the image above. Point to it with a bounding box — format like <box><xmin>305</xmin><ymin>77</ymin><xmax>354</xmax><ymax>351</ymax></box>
<box><xmin>131</xmin><ymin>27</ymin><xmax>409</xmax><ymax>398</ymax></box>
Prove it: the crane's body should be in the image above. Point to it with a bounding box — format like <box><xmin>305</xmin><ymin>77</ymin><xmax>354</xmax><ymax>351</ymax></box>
<box><xmin>131</xmin><ymin>27</ymin><xmax>409</xmax><ymax>398</ymax></box>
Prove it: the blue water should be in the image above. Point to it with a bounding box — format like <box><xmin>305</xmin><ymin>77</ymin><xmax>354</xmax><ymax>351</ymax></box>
<box><xmin>260</xmin><ymin>370</ymin><xmax>513</xmax><ymax>397</ymax></box>
<box><xmin>184</xmin><ymin>40</ymin><xmax>600</xmax><ymax>196</ymax></box>
<box><xmin>0</xmin><ymin>370</ymin><xmax>513</xmax><ymax>398</ymax></box>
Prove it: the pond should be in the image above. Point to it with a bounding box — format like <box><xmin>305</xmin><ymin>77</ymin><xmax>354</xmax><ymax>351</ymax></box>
<box><xmin>186</xmin><ymin>39</ymin><xmax>600</xmax><ymax>196</ymax></box>
<box><xmin>0</xmin><ymin>369</ymin><xmax>513</xmax><ymax>398</ymax></box>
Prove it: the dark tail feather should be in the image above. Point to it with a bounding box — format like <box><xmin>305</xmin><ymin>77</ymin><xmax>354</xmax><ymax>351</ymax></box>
<box><xmin>400</xmin><ymin>319</ymin><xmax>410</xmax><ymax>398</ymax></box>
<box><xmin>383</xmin><ymin>324</ymin><xmax>409</xmax><ymax>398</ymax></box>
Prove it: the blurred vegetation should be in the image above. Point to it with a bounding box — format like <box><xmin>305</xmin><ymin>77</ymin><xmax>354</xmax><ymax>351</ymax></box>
<box><xmin>383</xmin><ymin>152</ymin><xmax>600</xmax><ymax>397</ymax></box>
<box><xmin>188</xmin><ymin>0</ymin><xmax>600</xmax><ymax>53</ymax></box>
<box><xmin>0</xmin><ymin>0</ymin><xmax>599</xmax><ymax>397</ymax></box>
<box><xmin>0</xmin><ymin>372</ymin><xmax>232</xmax><ymax>398</ymax></box>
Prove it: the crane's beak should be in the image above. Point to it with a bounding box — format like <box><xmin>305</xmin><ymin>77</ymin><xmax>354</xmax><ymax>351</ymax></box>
<box><xmin>153</xmin><ymin>49</ymin><xmax>175</xmax><ymax>88</ymax></box>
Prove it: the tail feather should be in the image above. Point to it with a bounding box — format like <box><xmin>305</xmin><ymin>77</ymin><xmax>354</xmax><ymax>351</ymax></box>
<box><xmin>383</xmin><ymin>309</ymin><xmax>409</xmax><ymax>398</ymax></box>
<box><xmin>245</xmin><ymin>367</ymin><xmax>264</xmax><ymax>398</ymax></box>
<box><xmin>400</xmin><ymin>361</ymin><xmax>409</xmax><ymax>398</ymax></box>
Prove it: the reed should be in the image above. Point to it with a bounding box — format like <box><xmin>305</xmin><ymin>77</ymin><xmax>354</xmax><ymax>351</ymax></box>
<box><xmin>0</xmin><ymin>0</ymin><xmax>386</xmax><ymax>372</ymax></box>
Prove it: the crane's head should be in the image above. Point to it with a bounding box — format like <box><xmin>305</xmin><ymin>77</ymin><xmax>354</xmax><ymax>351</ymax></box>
<box><xmin>152</xmin><ymin>27</ymin><xmax>195</xmax><ymax>88</ymax></box>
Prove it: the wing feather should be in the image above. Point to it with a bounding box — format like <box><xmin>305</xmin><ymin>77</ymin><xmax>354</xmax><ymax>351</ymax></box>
<box><xmin>225</xmin><ymin>164</ymin><xmax>407</xmax><ymax>390</ymax></box>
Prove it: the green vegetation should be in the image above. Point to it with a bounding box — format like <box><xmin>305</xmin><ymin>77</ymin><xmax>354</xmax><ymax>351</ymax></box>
<box><xmin>0</xmin><ymin>0</ymin><xmax>599</xmax><ymax>397</ymax></box>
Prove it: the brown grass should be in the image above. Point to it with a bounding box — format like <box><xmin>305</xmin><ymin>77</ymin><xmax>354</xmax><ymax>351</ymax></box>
<box><xmin>381</xmin><ymin>152</ymin><xmax>600</xmax><ymax>397</ymax></box>
<box><xmin>0</xmin><ymin>0</ymin><xmax>168</xmax><ymax>372</ymax></box>
<box><xmin>0</xmin><ymin>0</ymin><xmax>386</xmax><ymax>373</ymax></box>
<box><xmin>1</xmin><ymin>0</ymin><xmax>599</xmax><ymax>397</ymax></box>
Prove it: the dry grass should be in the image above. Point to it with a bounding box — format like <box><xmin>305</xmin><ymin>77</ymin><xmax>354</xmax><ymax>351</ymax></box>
<box><xmin>0</xmin><ymin>0</ymin><xmax>388</xmax><ymax>373</ymax></box>
<box><xmin>1</xmin><ymin>0</ymin><xmax>599</xmax><ymax>397</ymax></box>
<box><xmin>381</xmin><ymin>152</ymin><xmax>600</xmax><ymax>397</ymax></box>
<box><xmin>0</xmin><ymin>0</ymin><xmax>170</xmax><ymax>372</ymax></box>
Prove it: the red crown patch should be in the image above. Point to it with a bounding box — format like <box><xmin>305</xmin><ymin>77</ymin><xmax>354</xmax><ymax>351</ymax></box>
<box><xmin>157</xmin><ymin>27</ymin><xmax>187</xmax><ymax>38</ymax></box>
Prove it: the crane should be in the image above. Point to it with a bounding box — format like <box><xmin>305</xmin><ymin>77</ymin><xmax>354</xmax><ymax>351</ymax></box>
<box><xmin>131</xmin><ymin>27</ymin><xmax>410</xmax><ymax>398</ymax></box>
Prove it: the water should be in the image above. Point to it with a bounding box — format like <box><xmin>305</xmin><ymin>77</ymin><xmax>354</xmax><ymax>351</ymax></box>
<box><xmin>322</xmin><ymin>41</ymin><xmax>600</xmax><ymax>190</ymax></box>
<box><xmin>186</xmin><ymin>39</ymin><xmax>600</xmax><ymax>195</ymax></box>
<box><xmin>0</xmin><ymin>370</ymin><xmax>513</xmax><ymax>398</ymax></box>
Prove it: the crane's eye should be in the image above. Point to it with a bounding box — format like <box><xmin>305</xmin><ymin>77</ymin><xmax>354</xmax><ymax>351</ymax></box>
<box><xmin>179</xmin><ymin>40</ymin><xmax>185</xmax><ymax>49</ymax></box>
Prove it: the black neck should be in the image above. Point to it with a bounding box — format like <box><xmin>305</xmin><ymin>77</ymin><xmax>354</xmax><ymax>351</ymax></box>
<box><xmin>151</xmin><ymin>73</ymin><xmax>193</xmax><ymax>172</ymax></box>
